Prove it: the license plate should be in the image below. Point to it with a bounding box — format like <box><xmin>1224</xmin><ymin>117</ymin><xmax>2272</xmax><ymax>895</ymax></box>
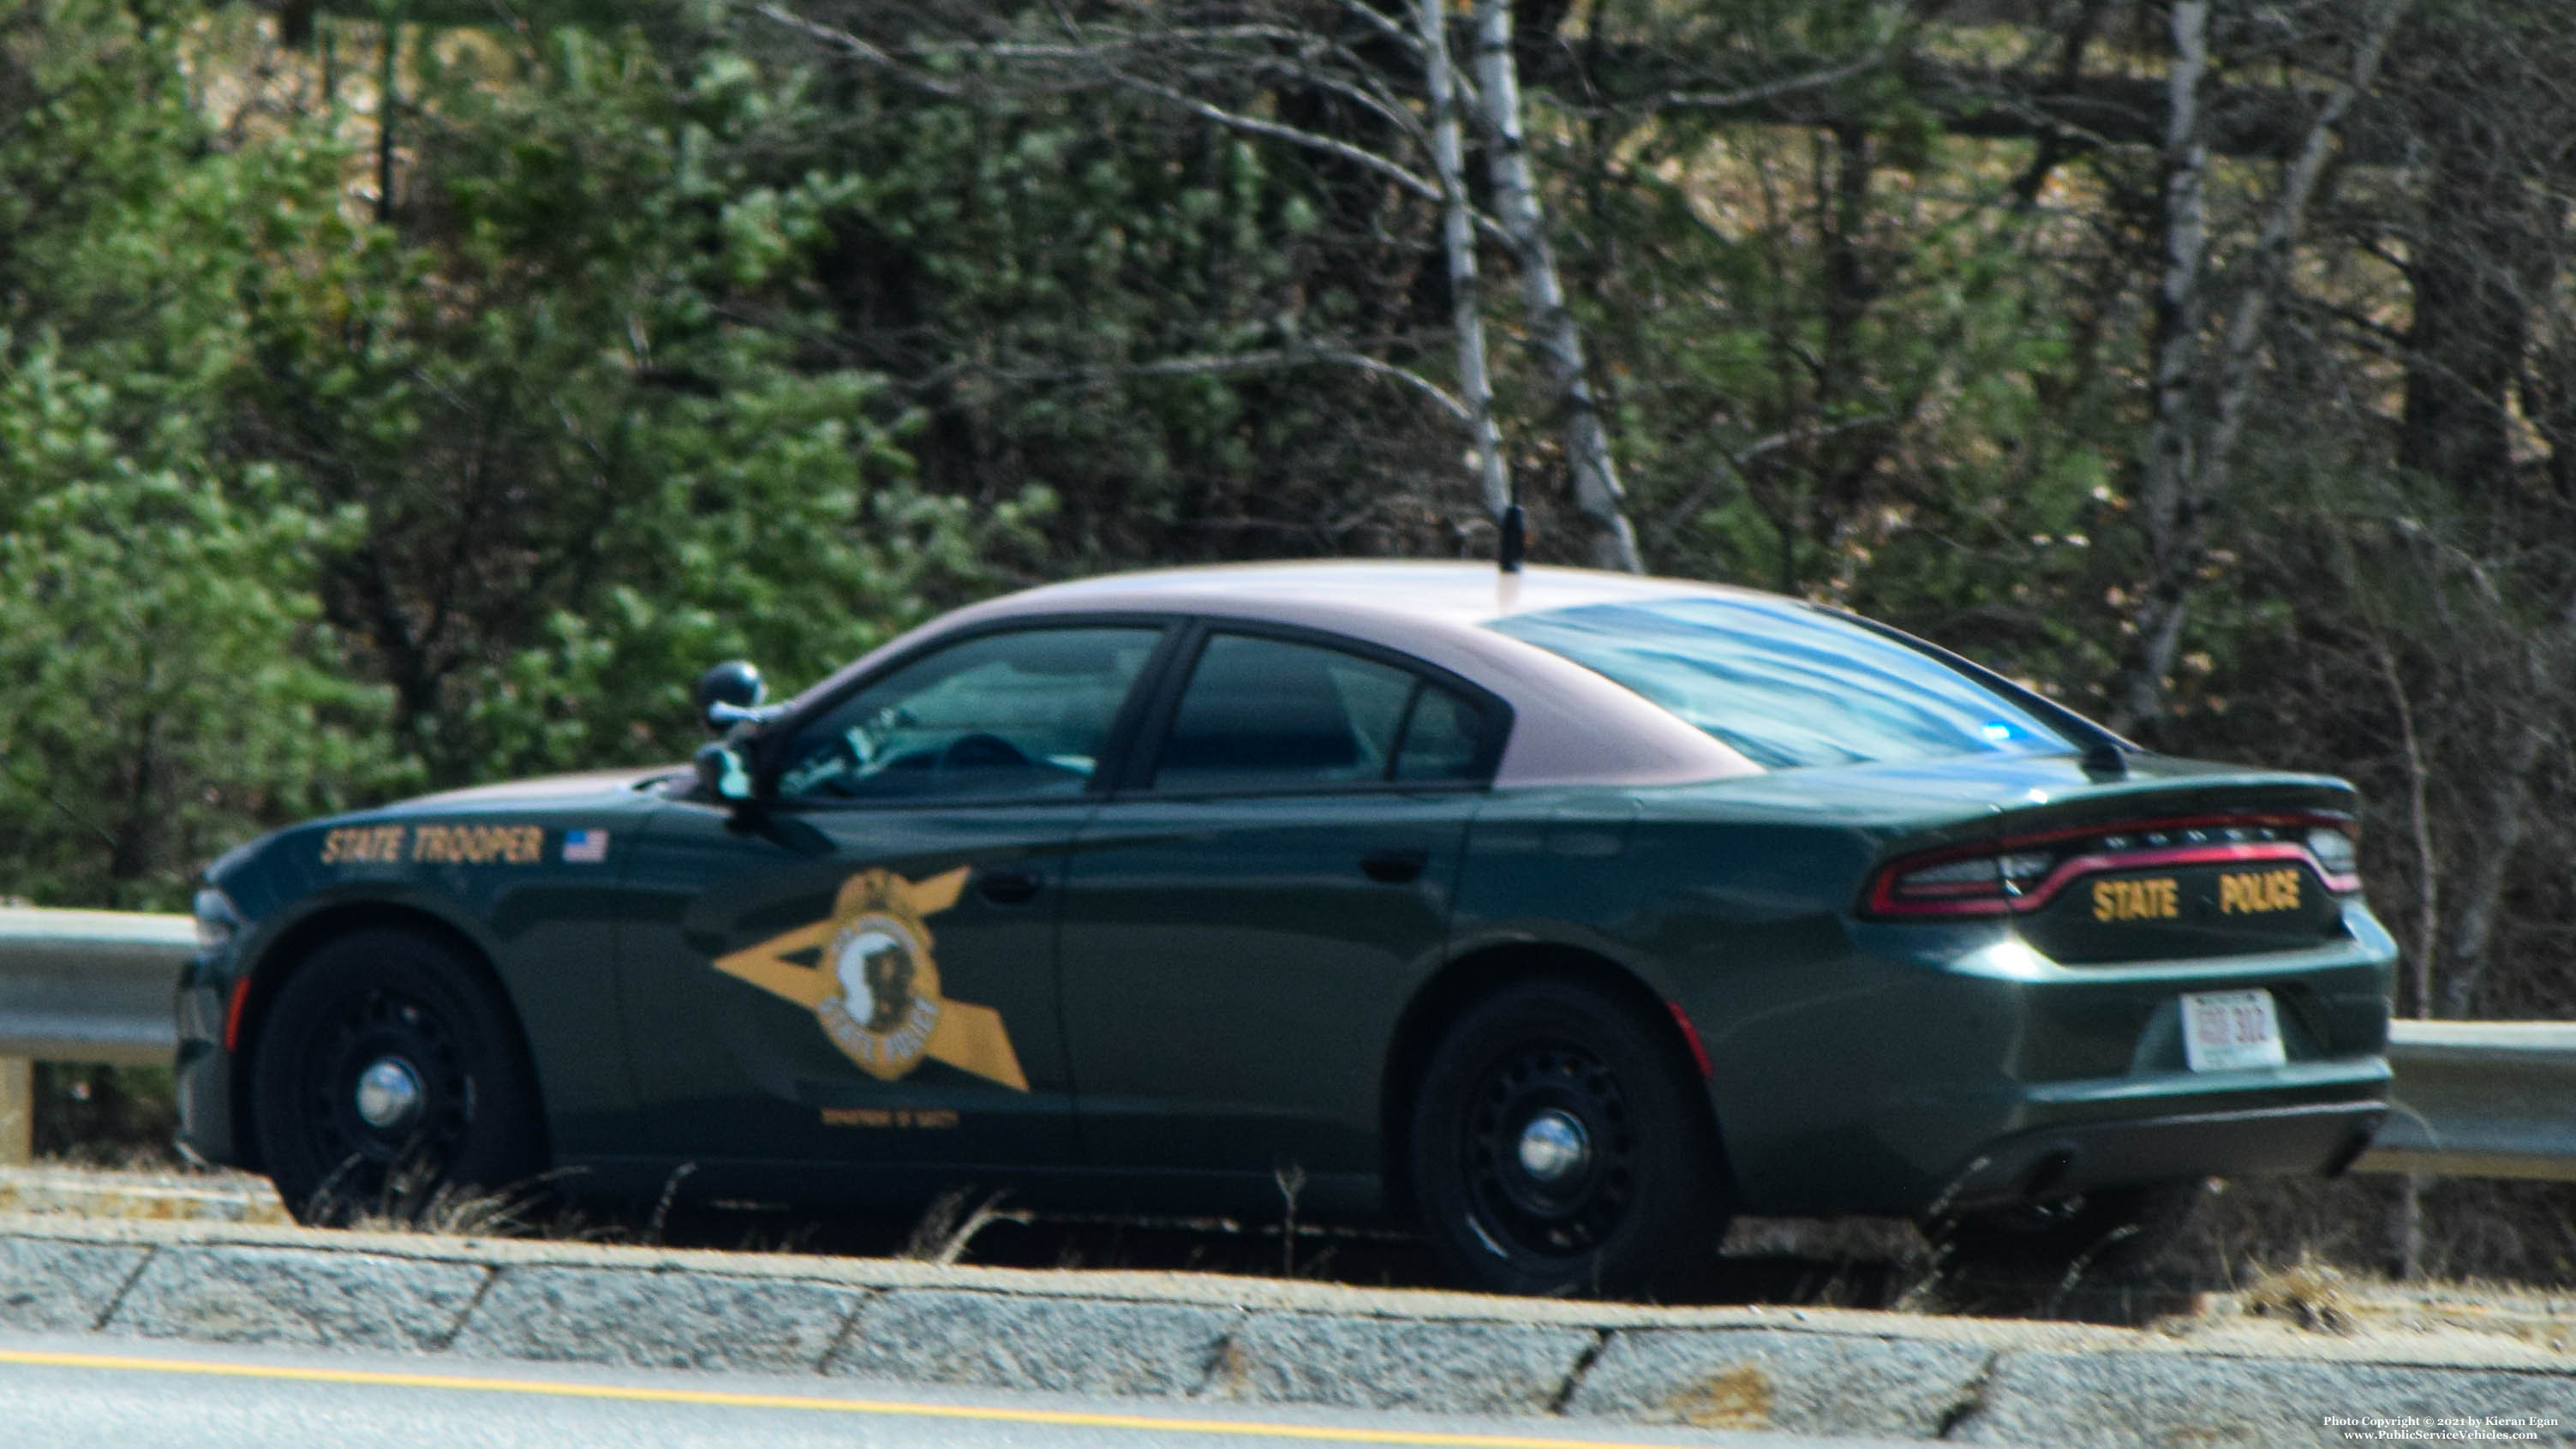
<box><xmin>2181</xmin><ymin>989</ymin><xmax>2286</xmax><ymax>1072</ymax></box>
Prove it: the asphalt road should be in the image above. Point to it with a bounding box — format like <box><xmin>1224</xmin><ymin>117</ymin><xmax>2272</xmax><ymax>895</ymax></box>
<box><xmin>0</xmin><ymin>1332</ymin><xmax>1927</xmax><ymax>1449</ymax></box>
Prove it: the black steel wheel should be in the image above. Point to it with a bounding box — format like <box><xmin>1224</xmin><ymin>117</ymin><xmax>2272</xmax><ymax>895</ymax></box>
<box><xmin>1932</xmin><ymin>1178</ymin><xmax>2210</xmax><ymax>1284</ymax></box>
<box><xmin>1408</xmin><ymin>978</ymin><xmax>1733</xmax><ymax>1299</ymax></box>
<box><xmin>249</xmin><ymin>929</ymin><xmax>545</xmax><ymax>1224</ymax></box>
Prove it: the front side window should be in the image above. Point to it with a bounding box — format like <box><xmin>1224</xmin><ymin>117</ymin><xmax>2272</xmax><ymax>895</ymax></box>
<box><xmin>775</xmin><ymin>626</ymin><xmax>1162</xmax><ymax>802</ymax></box>
<box><xmin>1151</xmin><ymin>633</ymin><xmax>1491</xmax><ymax>793</ymax></box>
<box><xmin>1491</xmin><ymin>598</ymin><xmax>2072</xmax><ymax>771</ymax></box>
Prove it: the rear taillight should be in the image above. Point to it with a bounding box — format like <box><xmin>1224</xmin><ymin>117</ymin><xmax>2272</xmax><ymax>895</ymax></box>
<box><xmin>1869</xmin><ymin>850</ymin><xmax>2051</xmax><ymax>913</ymax></box>
<box><xmin>2305</xmin><ymin>823</ymin><xmax>2359</xmax><ymax>877</ymax></box>
<box><xmin>1862</xmin><ymin>812</ymin><xmax>2362</xmax><ymax>919</ymax></box>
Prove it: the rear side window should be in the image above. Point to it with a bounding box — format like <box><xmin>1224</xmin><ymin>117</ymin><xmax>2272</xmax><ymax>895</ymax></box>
<box><xmin>1491</xmin><ymin>598</ymin><xmax>2071</xmax><ymax>770</ymax></box>
<box><xmin>1151</xmin><ymin>633</ymin><xmax>1491</xmax><ymax>793</ymax></box>
<box><xmin>1394</xmin><ymin>686</ymin><xmax>1485</xmax><ymax>781</ymax></box>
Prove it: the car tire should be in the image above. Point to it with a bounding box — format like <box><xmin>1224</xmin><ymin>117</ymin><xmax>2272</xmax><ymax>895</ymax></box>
<box><xmin>1406</xmin><ymin>978</ymin><xmax>1733</xmax><ymax>1300</ymax></box>
<box><xmin>249</xmin><ymin>929</ymin><xmax>547</xmax><ymax>1224</ymax></box>
<box><xmin>1932</xmin><ymin>1177</ymin><xmax>2209</xmax><ymax>1284</ymax></box>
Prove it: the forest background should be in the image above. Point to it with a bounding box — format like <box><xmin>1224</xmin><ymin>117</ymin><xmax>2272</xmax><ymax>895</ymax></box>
<box><xmin>3</xmin><ymin>0</ymin><xmax>2573</xmax><ymax>1282</ymax></box>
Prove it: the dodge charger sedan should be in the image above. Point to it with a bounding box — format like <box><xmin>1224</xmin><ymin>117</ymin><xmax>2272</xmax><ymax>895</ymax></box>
<box><xmin>176</xmin><ymin>562</ymin><xmax>2394</xmax><ymax>1297</ymax></box>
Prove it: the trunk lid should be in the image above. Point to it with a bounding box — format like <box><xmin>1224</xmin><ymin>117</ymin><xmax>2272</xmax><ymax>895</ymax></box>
<box><xmin>1840</xmin><ymin>753</ymin><xmax>2363</xmax><ymax>962</ymax></box>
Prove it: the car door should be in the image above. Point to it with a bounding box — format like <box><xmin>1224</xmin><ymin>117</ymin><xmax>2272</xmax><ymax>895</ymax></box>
<box><xmin>1056</xmin><ymin>625</ymin><xmax>1505</xmax><ymax>1191</ymax></box>
<box><xmin>614</xmin><ymin>623</ymin><xmax>1173</xmax><ymax>1193</ymax></box>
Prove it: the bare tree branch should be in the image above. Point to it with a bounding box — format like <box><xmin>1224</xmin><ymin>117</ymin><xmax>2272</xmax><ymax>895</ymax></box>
<box><xmin>1648</xmin><ymin>412</ymin><xmax>1896</xmax><ymax>549</ymax></box>
<box><xmin>744</xmin><ymin>3</ymin><xmax>964</xmax><ymax>99</ymax></box>
<box><xmin>1333</xmin><ymin>0</ymin><xmax>1420</xmax><ymax>57</ymax></box>
<box><xmin>1618</xmin><ymin>50</ymin><xmax>1891</xmax><ymax>117</ymax></box>
<box><xmin>1096</xmin><ymin>65</ymin><xmax>1446</xmax><ymax>209</ymax></box>
<box><xmin>2203</xmin><ymin>0</ymin><xmax>2412</xmax><ymax>473</ymax></box>
<box><xmin>2370</xmin><ymin>636</ymin><xmax>2439</xmax><ymax>1018</ymax></box>
<box><xmin>974</xmin><ymin>346</ymin><xmax>1469</xmax><ymax>422</ymax></box>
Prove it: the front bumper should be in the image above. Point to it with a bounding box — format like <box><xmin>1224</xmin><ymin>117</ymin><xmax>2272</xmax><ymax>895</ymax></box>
<box><xmin>172</xmin><ymin>955</ymin><xmax>242</xmax><ymax>1168</ymax></box>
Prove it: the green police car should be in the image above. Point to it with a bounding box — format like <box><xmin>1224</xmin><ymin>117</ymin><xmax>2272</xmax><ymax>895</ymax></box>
<box><xmin>176</xmin><ymin>562</ymin><xmax>2394</xmax><ymax>1297</ymax></box>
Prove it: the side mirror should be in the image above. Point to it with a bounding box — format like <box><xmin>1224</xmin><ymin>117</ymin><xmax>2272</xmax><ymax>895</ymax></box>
<box><xmin>695</xmin><ymin>660</ymin><xmax>768</xmax><ymax>735</ymax></box>
<box><xmin>694</xmin><ymin>740</ymin><xmax>756</xmax><ymax>804</ymax></box>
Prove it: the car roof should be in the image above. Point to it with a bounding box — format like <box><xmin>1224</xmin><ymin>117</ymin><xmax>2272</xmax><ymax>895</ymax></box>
<box><xmin>798</xmin><ymin>561</ymin><xmax>1782</xmax><ymax>787</ymax></box>
<box><xmin>987</xmin><ymin>560</ymin><xmax>1775</xmax><ymax>626</ymax></box>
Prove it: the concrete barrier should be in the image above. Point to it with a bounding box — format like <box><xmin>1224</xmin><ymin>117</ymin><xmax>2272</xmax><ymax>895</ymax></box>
<box><xmin>0</xmin><ymin>1214</ymin><xmax>2567</xmax><ymax>1446</ymax></box>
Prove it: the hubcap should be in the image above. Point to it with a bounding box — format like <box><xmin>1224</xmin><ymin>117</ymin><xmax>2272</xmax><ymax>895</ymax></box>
<box><xmin>354</xmin><ymin>1056</ymin><xmax>425</xmax><ymax>1132</ymax></box>
<box><xmin>1461</xmin><ymin>1043</ymin><xmax>1635</xmax><ymax>1259</ymax></box>
<box><xmin>291</xmin><ymin>984</ymin><xmax>473</xmax><ymax>1218</ymax></box>
<box><xmin>1516</xmin><ymin>1109</ymin><xmax>1591</xmax><ymax>1183</ymax></box>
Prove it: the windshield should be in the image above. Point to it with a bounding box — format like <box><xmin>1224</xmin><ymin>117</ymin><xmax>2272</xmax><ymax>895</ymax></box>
<box><xmin>1491</xmin><ymin>597</ymin><xmax>2074</xmax><ymax>770</ymax></box>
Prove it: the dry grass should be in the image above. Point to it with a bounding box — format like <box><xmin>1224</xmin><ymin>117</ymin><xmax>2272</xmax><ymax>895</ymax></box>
<box><xmin>2180</xmin><ymin>1174</ymin><xmax>2576</xmax><ymax>1290</ymax></box>
<box><xmin>896</xmin><ymin>1187</ymin><xmax>1031</xmax><ymax>1265</ymax></box>
<box><xmin>295</xmin><ymin>1158</ymin><xmax>625</xmax><ymax>1243</ymax></box>
<box><xmin>2236</xmin><ymin>1255</ymin><xmax>2358</xmax><ymax>1333</ymax></box>
<box><xmin>4</xmin><ymin>1159</ymin><xmax>290</xmax><ymax>1225</ymax></box>
<box><xmin>330</xmin><ymin>1177</ymin><xmax>576</xmax><ymax>1240</ymax></box>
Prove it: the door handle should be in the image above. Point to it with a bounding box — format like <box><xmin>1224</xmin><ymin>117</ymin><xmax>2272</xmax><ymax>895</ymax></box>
<box><xmin>977</xmin><ymin>869</ymin><xmax>1042</xmax><ymax>905</ymax></box>
<box><xmin>1360</xmin><ymin>847</ymin><xmax>1430</xmax><ymax>884</ymax></box>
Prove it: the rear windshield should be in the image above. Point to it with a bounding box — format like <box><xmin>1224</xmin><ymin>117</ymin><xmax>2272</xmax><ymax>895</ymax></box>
<box><xmin>1491</xmin><ymin>597</ymin><xmax>2073</xmax><ymax>770</ymax></box>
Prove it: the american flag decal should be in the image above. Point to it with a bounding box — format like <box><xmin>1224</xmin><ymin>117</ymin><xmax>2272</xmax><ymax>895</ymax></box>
<box><xmin>561</xmin><ymin>829</ymin><xmax>610</xmax><ymax>864</ymax></box>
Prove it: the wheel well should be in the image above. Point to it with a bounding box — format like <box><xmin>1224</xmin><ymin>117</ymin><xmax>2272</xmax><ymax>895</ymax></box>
<box><xmin>229</xmin><ymin>902</ymin><xmax>544</xmax><ymax>1174</ymax></box>
<box><xmin>1377</xmin><ymin>943</ymin><xmax>1732</xmax><ymax>1222</ymax></box>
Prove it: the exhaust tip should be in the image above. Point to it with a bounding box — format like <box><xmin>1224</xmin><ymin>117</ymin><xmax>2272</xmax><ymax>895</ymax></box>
<box><xmin>2021</xmin><ymin>1147</ymin><xmax>2078</xmax><ymax>1201</ymax></box>
<box><xmin>2322</xmin><ymin>1112</ymin><xmax>2387</xmax><ymax>1178</ymax></box>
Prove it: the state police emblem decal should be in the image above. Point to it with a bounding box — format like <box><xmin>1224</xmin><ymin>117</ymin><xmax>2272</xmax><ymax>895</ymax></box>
<box><xmin>712</xmin><ymin>866</ymin><xmax>1027</xmax><ymax>1091</ymax></box>
<box><xmin>816</xmin><ymin>879</ymin><xmax>943</xmax><ymax>1078</ymax></box>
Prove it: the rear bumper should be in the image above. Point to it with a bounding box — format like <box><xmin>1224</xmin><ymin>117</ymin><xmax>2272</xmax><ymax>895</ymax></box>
<box><xmin>1695</xmin><ymin>916</ymin><xmax>2398</xmax><ymax>1217</ymax></box>
<box><xmin>1934</xmin><ymin>1097</ymin><xmax>2387</xmax><ymax>1214</ymax></box>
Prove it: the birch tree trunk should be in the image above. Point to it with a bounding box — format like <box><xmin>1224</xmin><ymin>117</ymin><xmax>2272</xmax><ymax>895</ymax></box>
<box><xmin>2438</xmin><ymin>713</ymin><xmax>2549</xmax><ymax>1018</ymax></box>
<box><xmin>2111</xmin><ymin>0</ymin><xmax>2412</xmax><ymax>733</ymax></box>
<box><xmin>1417</xmin><ymin>0</ymin><xmax>1509</xmax><ymax>524</ymax></box>
<box><xmin>1468</xmin><ymin>0</ymin><xmax>1642</xmax><ymax>572</ymax></box>
<box><xmin>374</xmin><ymin>4</ymin><xmax>402</xmax><ymax>225</ymax></box>
<box><xmin>2111</xmin><ymin>0</ymin><xmax>2212</xmax><ymax>735</ymax></box>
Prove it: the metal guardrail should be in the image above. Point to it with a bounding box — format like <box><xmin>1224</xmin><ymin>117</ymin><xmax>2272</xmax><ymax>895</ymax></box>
<box><xmin>0</xmin><ymin>905</ymin><xmax>2569</xmax><ymax>1180</ymax></box>
<box><xmin>0</xmin><ymin>907</ymin><xmax>192</xmax><ymax>1165</ymax></box>
<box><xmin>2353</xmin><ymin>1020</ymin><xmax>2576</xmax><ymax>1182</ymax></box>
<box><xmin>0</xmin><ymin>907</ymin><xmax>190</xmax><ymax>1065</ymax></box>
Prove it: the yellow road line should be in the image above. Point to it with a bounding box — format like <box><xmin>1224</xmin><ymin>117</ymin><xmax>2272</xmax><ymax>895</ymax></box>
<box><xmin>0</xmin><ymin>1346</ymin><xmax>1675</xmax><ymax>1448</ymax></box>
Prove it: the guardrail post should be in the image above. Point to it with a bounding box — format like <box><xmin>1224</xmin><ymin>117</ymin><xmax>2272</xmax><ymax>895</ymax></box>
<box><xmin>0</xmin><ymin>1057</ymin><xmax>29</xmax><ymax>1165</ymax></box>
